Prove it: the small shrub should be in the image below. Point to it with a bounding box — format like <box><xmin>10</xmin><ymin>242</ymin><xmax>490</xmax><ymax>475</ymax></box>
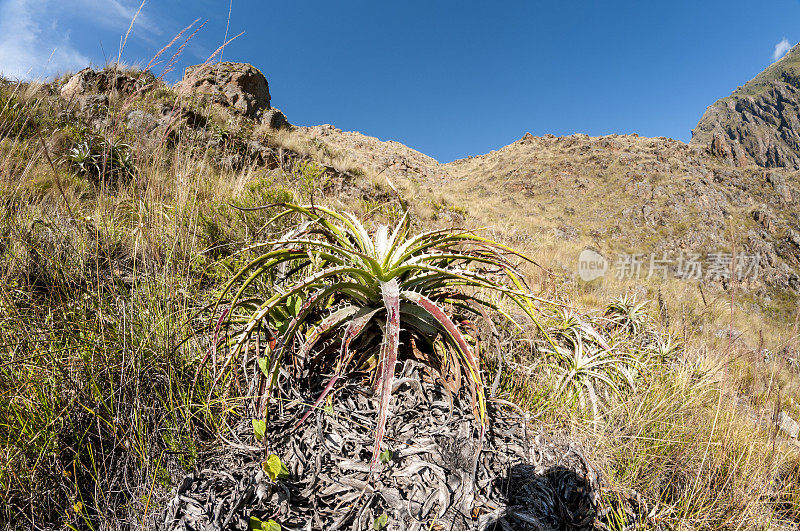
<box><xmin>63</xmin><ymin>135</ymin><xmax>135</xmax><ymax>183</ymax></box>
<box><xmin>294</xmin><ymin>160</ymin><xmax>329</xmax><ymax>200</ymax></box>
<box><xmin>207</xmin><ymin>203</ymin><xmax>550</xmax><ymax>467</ymax></box>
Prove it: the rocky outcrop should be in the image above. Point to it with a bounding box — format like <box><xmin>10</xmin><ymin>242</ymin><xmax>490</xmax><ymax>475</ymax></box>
<box><xmin>60</xmin><ymin>67</ymin><xmax>154</xmax><ymax>101</ymax></box>
<box><xmin>708</xmin><ymin>132</ymin><xmax>750</xmax><ymax>167</ymax></box>
<box><xmin>262</xmin><ymin>108</ymin><xmax>289</xmax><ymax>129</ymax></box>
<box><xmin>125</xmin><ymin>110</ymin><xmax>160</xmax><ymax>135</ymax></box>
<box><xmin>176</xmin><ymin>62</ymin><xmax>271</xmax><ymax>120</ymax></box>
<box><xmin>692</xmin><ymin>43</ymin><xmax>800</xmax><ymax>170</ymax></box>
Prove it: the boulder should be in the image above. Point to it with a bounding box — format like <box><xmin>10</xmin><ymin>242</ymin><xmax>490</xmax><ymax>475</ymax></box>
<box><xmin>176</xmin><ymin>62</ymin><xmax>271</xmax><ymax>119</ymax></box>
<box><xmin>60</xmin><ymin>67</ymin><xmax>152</xmax><ymax>100</ymax></box>
<box><xmin>778</xmin><ymin>411</ymin><xmax>799</xmax><ymax>439</ymax></box>
<box><xmin>125</xmin><ymin>110</ymin><xmax>160</xmax><ymax>135</ymax></box>
<box><xmin>261</xmin><ymin>108</ymin><xmax>289</xmax><ymax>129</ymax></box>
<box><xmin>79</xmin><ymin>94</ymin><xmax>109</xmax><ymax>116</ymax></box>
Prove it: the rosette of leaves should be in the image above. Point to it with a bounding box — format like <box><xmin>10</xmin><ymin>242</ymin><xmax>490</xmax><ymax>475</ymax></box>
<box><xmin>64</xmin><ymin>136</ymin><xmax>135</xmax><ymax>182</ymax></box>
<box><xmin>646</xmin><ymin>332</ymin><xmax>681</xmax><ymax>364</ymax></box>
<box><xmin>604</xmin><ymin>295</ymin><xmax>650</xmax><ymax>336</ymax></box>
<box><xmin>211</xmin><ymin>203</ymin><xmax>550</xmax><ymax>467</ymax></box>
<box><xmin>548</xmin><ymin>307</ymin><xmax>610</xmax><ymax>350</ymax></box>
<box><xmin>542</xmin><ymin>307</ymin><xmax>642</xmax><ymax>418</ymax></box>
<box><xmin>543</xmin><ymin>332</ymin><xmax>638</xmax><ymax>419</ymax></box>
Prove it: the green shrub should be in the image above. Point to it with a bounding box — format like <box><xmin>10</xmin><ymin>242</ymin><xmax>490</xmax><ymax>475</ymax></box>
<box><xmin>63</xmin><ymin>135</ymin><xmax>135</xmax><ymax>183</ymax></box>
<box><xmin>207</xmin><ymin>203</ymin><xmax>550</xmax><ymax>467</ymax></box>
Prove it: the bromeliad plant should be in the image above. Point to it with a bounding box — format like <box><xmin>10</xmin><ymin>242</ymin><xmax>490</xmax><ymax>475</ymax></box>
<box><xmin>543</xmin><ymin>333</ymin><xmax>638</xmax><ymax>419</ymax></box>
<box><xmin>604</xmin><ymin>295</ymin><xmax>651</xmax><ymax>336</ymax></box>
<box><xmin>544</xmin><ymin>307</ymin><xmax>640</xmax><ymax>419</ymax></box>
<box><xmin>211</xmin><ymin>203</ymin><xmax>550</xmax><ymax>466</ymax></box>
<box><xmin>64</xmin><ymin>136</ymin><xmax>135</xmax><ymax>182</ymax></box>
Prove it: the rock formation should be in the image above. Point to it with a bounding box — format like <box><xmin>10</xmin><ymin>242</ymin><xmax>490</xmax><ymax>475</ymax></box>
<box><xmin>175</xmin><ymin>62</ymin><xmax>272</xmax><ymax>120</ymax></box>
<box><xmin>692</xmin><ymin>42</ymin><xmax>800</xmax><ymax>169</ymax></box>
<box><xmin>60</xmin><ymin>67</ymin><xmax>155</xmax><ymax>101</ymax></box>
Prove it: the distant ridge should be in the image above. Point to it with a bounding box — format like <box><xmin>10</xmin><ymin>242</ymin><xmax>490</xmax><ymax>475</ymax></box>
<box><xmin>691</xmin><ymin>42</ymin><xmax>800</xmax><ymax>169</ymax></box>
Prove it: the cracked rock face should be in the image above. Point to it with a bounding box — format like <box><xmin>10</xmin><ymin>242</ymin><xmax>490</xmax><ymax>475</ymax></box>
<box><xmin>176</xmin><ymin>62</ymin><xmax>271</xmax><ymax>119</ymax></box>
<box><xmin>691</xmin><ymin>43</ymin><xmax>800</xmax><ymax>170</ymax></box>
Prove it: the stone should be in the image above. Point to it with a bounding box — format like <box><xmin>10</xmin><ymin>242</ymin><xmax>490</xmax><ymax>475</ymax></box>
<box><xmin>710</xmin><ymin>132</ymin><xmax>733</xmax><ymax>159</ymax></box>
<box><xmin>715</xmin><ymin>326</ymin><xmax>742</xmax><ymax>339</ymax></box>
<box><xmin>176</xmin><ymin>62</ymin><xmax>271</xmax><ymax>119</ymax></box>
<box><xmin>79</xmin><ymin>94</ymin><xmax>109</xmax><ymax>116</ymax></box>
<box><xmin>125</xmin><ymin>110</ymin><xmax>160</xmax><ymax>134</ymax></box>
<box><xmin>60</xmin><ymin>67</ymin><xmax>152</xmax><ymax>100</ymax></box>
<box><xmin>159</xmin><ymin>104</ymin><xmax>208</xmax><ymax>129</ymax></box>
<box><xmin>261</xmin><ymin>108</ymin><xmax>289</xmax><ymax>129</ymax></box>
<box><xmin>752</xmin><ymin>209</ymin><xmax>773</xmax><ymax>231</ymax></box>
<box><xmin>778</xmin><ymin>411</ymin><xmax>799</xmax><ymax>439</ymax></box>
<box><xmin>788</xmin><ymin>229</ymin><xmax>800</xmax><ymax>248</ymax></box>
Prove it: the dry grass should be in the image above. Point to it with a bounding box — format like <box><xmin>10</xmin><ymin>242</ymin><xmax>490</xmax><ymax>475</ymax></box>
<box><xmin>256</xmin><ymin>125</ymin><xmax>371</xmax><ymax>178</ymax></box>
<box><xmin>0</xmin><ymin>73</ymin><xmax>798</xmax><ymax>531</ymax></box>
<box><xmin>0</xmin><ymin>78</ymin><xmax>349</xmax><ymax>528</ymax></box>
<box><xmin>498</xmin><ymin>316</ymin><xmax>800</xmax><ymax>530</ymax></box>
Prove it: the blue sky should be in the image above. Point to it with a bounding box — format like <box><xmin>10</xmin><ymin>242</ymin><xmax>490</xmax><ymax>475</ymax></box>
<box><xmin>0</xmin><ymin>0</ymin><xmax>797</xmax><ymax>162</ymax></box>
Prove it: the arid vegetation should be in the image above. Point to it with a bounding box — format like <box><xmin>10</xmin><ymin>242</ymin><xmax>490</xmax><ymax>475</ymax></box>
<box><xmin>0</xmin><ymin>58</ymin><xmax>799</xmax><ymax>531</ymax></box>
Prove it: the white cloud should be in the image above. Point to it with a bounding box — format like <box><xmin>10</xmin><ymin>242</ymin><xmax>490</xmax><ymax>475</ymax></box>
<box><xmin>0</xmin><ymin>0</ymin><xmax>88</xmax><ymax>79</ymax></box>
<box><xmin>0</xmin><ymin>0</ymin><xmax>158</xmax><ymax>80</ymax></box>
<box><xmin>773</xmin><ymin>38</ymin><xmax>792</xmax><ymax>62</ymax></box>
<box><xmin>71</xmin><ymin>0</ymin><xmax>158</xmax><ymax>35</ymax></box>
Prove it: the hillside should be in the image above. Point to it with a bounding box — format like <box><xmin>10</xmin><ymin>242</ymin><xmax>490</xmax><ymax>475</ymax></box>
<box><xmin>307</xmin><ymin>127</ymin><xmax>800</xmax><ymax>308</ymax></box>
<box><xmin>1</xmin><ymin>60</ymin><xmax>800</xmax><ymax>531</ymax></box>
<box><xmin>447</xmin><ymin>133</ymin><xmax>800</xmax><ymax>292</ymax></box>
<box><xmin>691</xmin><ymin>42</ymin><xmax>800</xmax><ymax>169</ymax></box>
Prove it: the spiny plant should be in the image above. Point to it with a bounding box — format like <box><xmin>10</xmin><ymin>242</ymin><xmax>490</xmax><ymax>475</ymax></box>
<box><xmin>64</xmin><ymin>135</ymin><xmax>135</xmax><ymax>182</ymax></box>
<box><xmin>209</xmin><ymin>203</ymin><xmax>551</xmax><ymax>467</ymax></box>
<box><xmin>647</xmin><ymin>332</ymin><xmax>682</xmax><ymax>364</ymax></box>
<box><xmin>543</xmin><ymin>332</ymin><xmax>638</xmax><ymax>419</ymax></box>
<box><xmin>549</xmin><ymin>307</ymin><xmax>610</xmax><ymax>350</ymax></box>
<box><xmin>604</xmin><ymin>294</ymin><xmax>651</xmax><ymax>336</ymax></box>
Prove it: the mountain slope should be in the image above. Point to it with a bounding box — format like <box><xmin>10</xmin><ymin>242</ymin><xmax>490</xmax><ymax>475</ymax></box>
<box><xmin>307</xmin><ymin>127</ymin><xmax>800</xmax><ymax>304</ymax></box>
<box><xmin>691</xmin><ymin>42</ymin><xmax>800</xmax><ymax>169</ymax></box>
<box><xmin>2</xmin><ymin>61</ymin><xmax>800</xmax><ymax>530</ymax></box>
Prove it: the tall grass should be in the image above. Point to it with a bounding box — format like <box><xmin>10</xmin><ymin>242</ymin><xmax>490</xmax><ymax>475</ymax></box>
<box><xmin>0</xmin><ymin>65</ymin><xmax>798</xmax><ymax>531</ymax></box>
<box><xmin>0</xmin><ymin>74</ymin><xmax>350</xmax><ymax>528</ymax></box>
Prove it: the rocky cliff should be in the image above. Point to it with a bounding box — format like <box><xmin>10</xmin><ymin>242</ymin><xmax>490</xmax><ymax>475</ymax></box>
<box><xmin>691</xmin><ymin>42</ymin><xmax>800</xmax><ymax>169</ymax></box>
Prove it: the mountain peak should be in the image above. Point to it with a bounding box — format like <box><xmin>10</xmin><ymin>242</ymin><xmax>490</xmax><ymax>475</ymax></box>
<box><xmin>691</xmin><ymin>41</ymin><xmax>800</xmax><ymax>169</ymax></box>
<box><xmin>732</xmin><ymin>42</ymin><xmax>800</xmax><ymax>97</ymax></box>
